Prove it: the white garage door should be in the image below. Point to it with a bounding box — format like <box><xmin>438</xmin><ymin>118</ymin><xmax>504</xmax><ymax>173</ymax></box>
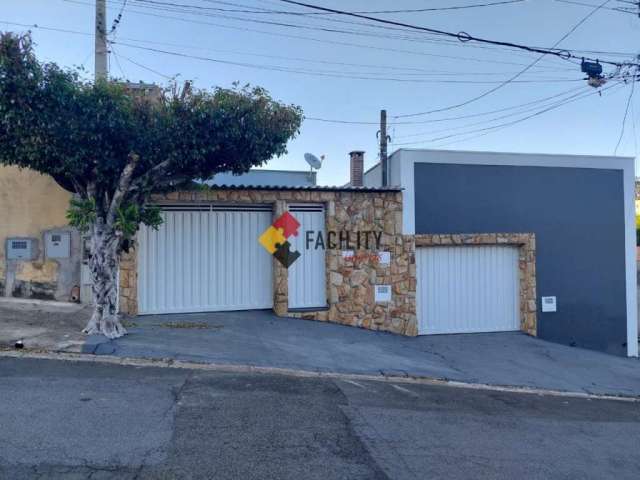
<box><xmin>137</xmin><ymin>205</ymin><xmax>273</xmax><ymax>315</ymax></box>
<box><xmin>416</xmin><ymin>245</ymin><xmax>520</xmax><ymax>335</ymax></box>
<box><xmin>288</xmin><ymin>204</ymin><xmax>326</xmax><ymax>309</ymax></box>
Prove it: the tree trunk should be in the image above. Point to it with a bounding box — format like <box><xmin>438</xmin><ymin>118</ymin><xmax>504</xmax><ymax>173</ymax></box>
<box><xmin>82</xmin><ymin>221</ymin><xmax>127</xmax><ymax>339</ymax></box>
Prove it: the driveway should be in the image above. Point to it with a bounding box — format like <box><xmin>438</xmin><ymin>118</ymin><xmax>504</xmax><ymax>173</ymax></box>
<box><xmin>84</xmin><ymin>310</ymin><xmax>640</xmax><ymax>397</ymax></box>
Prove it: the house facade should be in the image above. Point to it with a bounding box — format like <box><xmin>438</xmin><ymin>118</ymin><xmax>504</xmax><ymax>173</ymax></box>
<box><xmin>365</xmin><ymin>149</ymin><xmax>637</xmax><ymax>357</ymax></box>
<box><xmin>1</xmin><ymin>148</ymin><xmax>636</xmax><ymax>358</ymax></box>
<box><xmin>118</xmin><ymin>185</ymin><xmax>418</xmax><ymax>335</ymax></box>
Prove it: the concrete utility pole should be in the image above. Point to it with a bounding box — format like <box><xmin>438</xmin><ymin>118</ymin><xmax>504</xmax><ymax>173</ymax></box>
<box><xmin>95</xmin><ymin>0</ymin><xmax>108</xmax><ymax>80</ymax></box>
<box><xmin>379</xmin><ymin>109</ymin><xmax>388</xmax><ymax>186</ymax></box>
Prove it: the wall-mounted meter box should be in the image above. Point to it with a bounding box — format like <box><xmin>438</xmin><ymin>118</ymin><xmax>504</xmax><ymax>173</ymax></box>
<box><xmin>6</xmin><ymin>238</ymin><xmax>36</xmax><ymax>260</ymax></box>
<box><xmin>45</xmin><ymin>231</ymin><xmax>71</xmax><ymax>259</ymax></box>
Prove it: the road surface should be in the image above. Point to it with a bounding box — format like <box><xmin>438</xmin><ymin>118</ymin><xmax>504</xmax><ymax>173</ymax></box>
<box><xmin>0</xmin><ymin>357</ymin><xmax>638</xmax><ymax>479</ymax></box>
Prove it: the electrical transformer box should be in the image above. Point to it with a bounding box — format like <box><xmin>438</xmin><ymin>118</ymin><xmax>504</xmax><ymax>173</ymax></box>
<box><xmin>6</xmin><ymin>238</ymin><xmax>36</xmax><ymax>260</ymax></box>
<box><xmin>45</xmin><ymin>231</ymin><xmax>71</xmax><ymax>259</ymax></box>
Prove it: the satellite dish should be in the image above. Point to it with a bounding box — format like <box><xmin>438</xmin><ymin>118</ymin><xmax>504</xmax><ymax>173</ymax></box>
<box><xmin>304</xmin><ymin>153</ymin><xmax>323</xmax><ymax>170</ymax></box>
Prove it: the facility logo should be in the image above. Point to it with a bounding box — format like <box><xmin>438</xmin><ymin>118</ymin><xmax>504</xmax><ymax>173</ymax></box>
<box><xmin>258</xmin><ymin>212</ymin><xmax>301</xmax><ymax>268</ymax></box>
<box><xmin>259</xmin><ymin>211</ymin><xmax>385</xmax><ymax>268</ymax></box>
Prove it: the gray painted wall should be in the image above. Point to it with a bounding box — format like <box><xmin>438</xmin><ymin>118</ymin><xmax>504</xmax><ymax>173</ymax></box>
<box><xmin>414</xmin><ymin>162</ymin><xmax>628</xmax><ymax>356</ymax></box>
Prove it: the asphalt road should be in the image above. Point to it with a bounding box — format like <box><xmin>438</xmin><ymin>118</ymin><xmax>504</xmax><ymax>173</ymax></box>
<box><xmin>1</xmin><ymin>358</ymin><xmax>639</xmax><ymax>480</ymax></box>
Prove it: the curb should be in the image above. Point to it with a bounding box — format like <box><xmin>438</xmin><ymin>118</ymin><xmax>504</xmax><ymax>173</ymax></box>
<box><xmin>1</xmin><ymin>349</ymin><xmax>639</xmax><ymax>403</ymax></box>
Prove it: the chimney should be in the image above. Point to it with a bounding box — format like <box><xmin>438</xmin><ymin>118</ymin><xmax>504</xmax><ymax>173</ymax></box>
<box><xmin>349</xmin><ymin>150</ymin><xmax>365</xmax><ymax>187</ymax></box>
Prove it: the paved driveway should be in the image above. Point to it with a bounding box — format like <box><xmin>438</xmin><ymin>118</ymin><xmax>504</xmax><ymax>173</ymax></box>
<box><xmin>86</xmin><ymin>310</ymin><xmax>640</xmax><ymax>397</ymax></box>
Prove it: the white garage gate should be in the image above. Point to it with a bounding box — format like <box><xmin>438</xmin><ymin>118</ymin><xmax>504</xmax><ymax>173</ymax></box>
<box><xmin>287</xmin><ymin>204</ymin><xmax>326</xmax><ymax>309</ymax></box>
<box><xmin>137</xmin><ymin>205</ymin><xmax>273</xmax><ymax>315</ymax></box>
<box><xmin>416</xmin><ymin>245</ymin><xmax>520</xmax><ymax>335</ymax></box>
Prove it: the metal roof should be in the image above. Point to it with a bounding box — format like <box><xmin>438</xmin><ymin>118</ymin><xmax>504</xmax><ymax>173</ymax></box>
<box><xmin>206</xmin><ymin>184</ymin><xmax>402</xmax><ymax>192</ymax></box>
<box><xmin>205</xmin><ymin>169</ymin><xmax>317</xmax><ymax>188</ymax></box>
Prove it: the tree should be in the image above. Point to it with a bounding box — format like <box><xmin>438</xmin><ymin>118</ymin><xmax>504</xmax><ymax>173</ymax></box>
<box><xmin>0</xmin><ymin>33</ymin><xmax>303</xmax><ymax>338</ymax></box>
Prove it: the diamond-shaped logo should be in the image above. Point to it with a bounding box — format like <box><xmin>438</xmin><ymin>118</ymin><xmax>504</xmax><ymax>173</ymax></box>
<box><xmin>259</xmin><ymin>212</ymin><xmax>301</xmax><ymax>268</ymax></box>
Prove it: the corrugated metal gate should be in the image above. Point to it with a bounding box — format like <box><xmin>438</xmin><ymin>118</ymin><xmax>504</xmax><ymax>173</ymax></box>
<box><xmin>137</xmin><ymin>205</ymin><xmax>273</xmax><ymax>315</ymax></box>
<box><xmin>287</xmin><ymin>204</ymin><xmax>326</xmax><ymax>309</ymax></box>
<box><xmin>416</xmin><ymin>245</ymin><xmax>520</xmax><ymax>335</ymax></box>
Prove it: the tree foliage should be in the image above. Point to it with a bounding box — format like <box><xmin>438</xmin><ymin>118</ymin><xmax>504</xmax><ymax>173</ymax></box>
<box><xmin>0</xmin><ymin>31</ymin><xmax>303</xmax><ymax>337</ymax></box>
<box><xmin>0</xmin><ymin>31</ymin><xmax>303</xmax><ymax>217</ymax></box>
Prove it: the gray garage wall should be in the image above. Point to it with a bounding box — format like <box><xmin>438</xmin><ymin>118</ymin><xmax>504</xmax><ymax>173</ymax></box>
<box><xmin>414</xmin><ymin>162</ymin><xmax>627</xmax><ymax>356</ymax></box>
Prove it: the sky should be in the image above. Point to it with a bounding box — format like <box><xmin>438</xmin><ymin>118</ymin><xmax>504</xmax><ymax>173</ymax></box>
<box><xmin>2</xmin><ymin>0</ymin><xmax>640</xmax><ymax>185</ymax></box>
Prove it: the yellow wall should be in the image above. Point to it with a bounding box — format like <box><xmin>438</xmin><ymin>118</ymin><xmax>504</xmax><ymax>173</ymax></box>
<box><xmin>0</xmin><ymin>166</ymin><xmax>72</xmax><ymax>280</ymax></box>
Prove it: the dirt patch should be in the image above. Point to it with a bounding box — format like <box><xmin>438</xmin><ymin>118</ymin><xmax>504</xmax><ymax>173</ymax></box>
<box><xmin>0</xmin><ymin>299</ymin><xmax>92</xmax><ymax>352</ymax></box>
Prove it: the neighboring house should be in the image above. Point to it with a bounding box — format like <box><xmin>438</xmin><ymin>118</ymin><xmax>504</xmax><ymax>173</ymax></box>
<box><xmin>364</xmin><ymin>148</ymin><xmax>637</xmax><ymax>357</ymax></box>
<box><xmin>0</xmin><ymin>166</ymin><xmax>81</xmax><ymax>302</ymax></box>
<box><xmin>207</xmin><ymin>169</ymin><xmax>316</xmax><ymax>187</ymax></box>
<box><xmin>0</xmin><ymin>166</ymin><xmax>315</xmax><ymax>304</ymax></box>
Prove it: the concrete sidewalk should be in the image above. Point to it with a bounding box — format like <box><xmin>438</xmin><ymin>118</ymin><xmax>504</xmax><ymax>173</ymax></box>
<box><xmin>0</xmin><ymin>298</ymin><xmax>90</xmax><ymax>352</ymax></box>
<box><xmin>84</xmin><ymin>310</ymin><xmax>640</xmax><ymax>397</ymax></box>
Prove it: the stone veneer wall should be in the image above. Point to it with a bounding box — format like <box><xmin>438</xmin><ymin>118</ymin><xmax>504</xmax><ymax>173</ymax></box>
<box><xmin>117</xmin><ymin>190</ymin><xmax>537</xmax><ymax>338</ymax></box>
<box><xmin>414</xmin><ymin>233</ymin><xmax>537</xmax><ymax>336</ymax></box>
<box><xmin>118</xmin><ymin>187</ymin><xmax>418</xmax><ymax>336</ymax></box>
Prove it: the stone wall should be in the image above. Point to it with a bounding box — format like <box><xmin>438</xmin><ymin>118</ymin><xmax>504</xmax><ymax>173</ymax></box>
<box><xmin>118</xmin><ymin>247</ymin><xmax>137</xmax><ymax>315</ymax></box>
<box><xmin>414</xmin><ymin>233</ymin><xmax>537</xmax><ymax>336</ymax></box>
<box><xmin>281</xmin><ymin>192</ymin><xmax>417</xmax><ymax>336</ymax></box>
<box><xmin>118</xmin><ymin>187</ymin><xmax>418</xmax><ymax>336</ymax></box>
<box><xmin>118</xmin><ymin>189</ymin><xmax>537</xmax><ymax>338</ymax></box>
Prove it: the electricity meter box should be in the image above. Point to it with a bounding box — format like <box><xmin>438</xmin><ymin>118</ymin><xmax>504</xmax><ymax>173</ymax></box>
<box><xmin>6</xmin><ymin>238</ymin><xmax>36</xmax><ymax>260</ymax></box>
<box><xmin>45</xmin><ymin>231</ymin><xmax>71</xmax><ymax>259</ymax></box>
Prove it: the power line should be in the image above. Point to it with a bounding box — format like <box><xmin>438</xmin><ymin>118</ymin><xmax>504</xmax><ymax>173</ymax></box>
<box><xmin>279</xmin><ymin>0</ymin><xmax>628</xmax><ymax>67</ymax></box>
<box><xmin>306</xmin><ymin>86</ymin><xmax>588</xmax><ymax>126</ymax></box>
<box><xmin>113</xmin><ymin>48</ymin><xmax>176</xmax><ymax>79</ymax></box>
<box><xmin>393</xmin><ymin>81</ymin><xmax>623</xmax><ymax>146</ymax></box>
<box><xmin>0</xmin><ymin>19</ymin><xmax>581</xmax><ymax>85</ymax></box>
<box><xmin>137</xmin><ymin>0</ymin><xmax>528</xmax><ymax>15</ymax></box>
<box><xmin>86</xmin><ymin>0</ymin><xmax>640</xmax><ymax>60</ymax></box>
<box><xmin>393</xmin><ymin>85</ymin><xmax>612</xmax><ymax>143</ymax></box>
<box><xmin>109</xmin><ymin>45</ymin><xmax>128</xmax><ymax>78</ymax></box>
<box><xmin>555</xmin><ymin>0</ymin><xmax>638</xmax><ymax>14</ymax></box>
<box><xmin>303</xmin><ymin>0</ymin><xmax>528</xmax><ymax>14</ymax></box>
<box><xmin>112</xmin><ymin>40</ymin><xmax>585</xmax><ymax>84</ymax></box>
<box><xmin>430</xmin><ymin>81</ymin><xmax>625</xmax><ymax>147</ymax></box>
<box><xmin>2</xmin><ymin>18</ymin><xmax>572</xmax><ymax>77</ymax></box>
<box><xmin>393</xmin><ymin>85</ymin><xmax>588</xmax><ymax>138</ymax></box>
<box><xmin>102</xmin><ymin>0</ymin><xmax>562</xmax><ymax>62</ymax></box>
<box><xmin>306</xmin><ymin>82</ymin><xmax>626</xmax><ymax>126</ymax></box>
<box><xmin>0</xmin><ymin>20</ymin><xmax>94</xmax><ymax>37</ymax></box>
<box><xmin>115</xmin><ymin>0</ymin><xmax>627</xmax><ymax>68</ymax></box>
<box><xmin>614</xmin><ymin>74</ymin><xmax>637</xmax><ymax>154</ymax></box>
<box><xmin>631</xmin><ymin>91</ymin><xmax>638</xmax><ymax>156</ymax></box>
<box><xmin>392</xmin><ymin>0</ymin><xmax>615</xmax><ymax>118</ymax></box>
<box><xmin>127</xmin><ymin>0</ymin><xmax>635</xmax><ymax>68</ymax></box>
<box><xmin>60</xmin><ymin>0</ymin><xmax>615</xmax><ymax>71</ymax></box>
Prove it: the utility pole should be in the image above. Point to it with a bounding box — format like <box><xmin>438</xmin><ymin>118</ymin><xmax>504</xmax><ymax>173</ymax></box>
<box><xmin>95</xmin><ymin>0</ymin><xmax>108</xmax><ymax>80</ymax></box>
<box><xmin>378</xmin><ymin>109</ymin><xmax>389</xmax><ymax>186</ymax></box>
